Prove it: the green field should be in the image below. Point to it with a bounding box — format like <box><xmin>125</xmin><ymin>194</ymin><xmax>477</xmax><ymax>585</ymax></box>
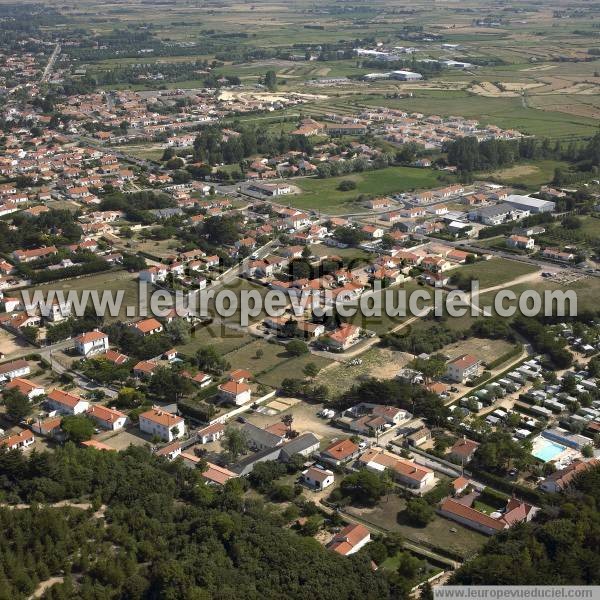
<box><xmin>479</xmin><ymin>159</ymin><xmax>569</xmax><ymax>189</ymax></box>
<box><xmin>360</xmin><ymin>91</ymin><xmax>598</xmax><ymax>139</ymax></box>
<box><xmin>289</xmin><ymin>167</ymin><xmax>442</xmax><ymax>214</ymax></box>
<box><xmin>453</xmin><ymin>257</ymin><xmax>540</xmax><ymax>289</ymax></box>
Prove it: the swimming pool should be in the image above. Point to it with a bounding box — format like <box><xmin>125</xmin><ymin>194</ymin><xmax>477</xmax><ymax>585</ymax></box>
<box><xmin>532</xmin><ymin>437</ymin><xmax>568</xmax><ymax>462</ymax></box>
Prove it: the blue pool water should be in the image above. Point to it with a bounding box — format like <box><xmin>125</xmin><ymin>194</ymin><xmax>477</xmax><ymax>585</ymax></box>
<box><xmin>533</xmin><ymin>438</ymin><xmax>568</xmax><ymax>462</ymax></box>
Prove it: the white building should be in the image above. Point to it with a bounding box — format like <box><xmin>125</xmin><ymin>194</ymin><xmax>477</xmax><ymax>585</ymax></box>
<box><xmin>218</xmin><ymin>381</ymin><xmax>252</xmax><ymax>406</ymax></box>
<box><xmin>302</xmin><ymin>466</ymin><xmax>335</xmax><ymax>490</ymax></box>
<box><xmin>446</xmin><ymin>354</ymin><xmax>480</xmax><ymax>383</ymax></box>
<box><xmin>46</xmin><ymin>389</ymin><xmax>90</xmax><ymax>415</ymax></box>
<box><xmin>75</xmin><ymin>331</ymin><xmax>109</xmax><ymax>357</ymax></box>
<box><xmin>0</xmin><ymin>359</ymin><xmax>30</xmax><ymax>383</ymax></box>
<box><xmin>87</xmin><ymin>405</ymin><xmax>128</xmax><ymax>430</ymax></box>
<box><xmin>139</xmin><ymin>407</ymin><xmax>186</xmax><ymax>442</ymax></box>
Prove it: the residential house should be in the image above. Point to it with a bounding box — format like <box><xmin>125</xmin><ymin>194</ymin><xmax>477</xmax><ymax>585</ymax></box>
<box><xmin>321</xmin><ymin>438</ymin><xmax>360</xmax><ymax>466</ymax></box>
<box><xmin>46</xmin><ymin>389</ymin><xmax>89</xmax><ymax>415</ymax></box>
<box><xmin>539</xmin><ymin>459</ymin><xmax>600</xmax><ymax>493</ymax></box>
<box><xmin>438</xmin><ymin>496</ymin><xmax>537</xmax><ymax>536</ymax></box>
<box><xmin>5</xmin><ymin>378</ymin><xmax>45</xmax><ymax>400</ymax></box>
<box><xmin>329</xmin><ymin>523</ymin><xmax>371</xmax><ymax>556</ymax></box>
<box><xmin>131</xmin><ymin>318</ymin><xmax>163</xmax><ymax>336</ymax></box>
<box><xmin>302</xmin><ymin>466</ymin><xmax>335</xmax><ymax>490</ymax></box>
<box><xmin>139</xmin><ymin>265</ymin><xmax>168</xmax><ymax>284</ymax></box>
<box><xmin>218</xmin><ymin>380</ymin><xmax>252</xmax><ymax>406</ymax></box>
<box><xmin>12</xmin><ymin>245</ymin><xmax>58</xmax><ymax>263</ymax></box>
<box><xmin>448</xmin><ymin>437</ymin><xmax>480</xmax><ymax>464</ymax></box>
<box><xmin>155</xmin><ymin>441</ymin><xmax>182</xmax><ymax>461</ymax></box>
<box><xmin>446</xmin><ymin>354</ymin><xmax>480</xmax><ymax>383</ymax></box>
<box><xmin>0</xmin><ymin>359</ymin><xmax>30</xmax><ymax>383</ymax></box>
<box><xmin>202</xmin><ymin>462</ymin><xmax>238</xmax><ymax>486</ymax></box>
<box><xmin>75</xmin><ymin>331</ymin><xmax>109</xmax><ymax>357</ymax></box>
<box><xmin>133</xmin><ymin>360</ymin><xmax>159</xmax><ymax>378</ymax></box>
<box><xmin>197</xmin><ymin>422</ymin><xmax>225</xmax><ymax>444</ymax></box>
<box><xmin>139</xmin><ymin>407</ymin><xmax>186</xmax><ymax>442</ymax></box>
<box><xmin>87</xmin><ymin>404</ymin><xmax>128</xmax><ymax>430</ymax></box>
<box><xmin>359</xmin><ymin>448</ymin><xmax>435</xmax><ymax>491</ymax></box>
<box><xmin>0</xmin><ymin>430</ymin><xmax>35</xmax><ymax>451</ymax></box>
<box><xmin>326</xmin><ymin>324</ymin><xmax>361</xmax><ymax>351</ymax></box>
<box><xmin>507</xmin><ymin>235</ymin><xmax>535</xmax><ymax>251</ymax></box>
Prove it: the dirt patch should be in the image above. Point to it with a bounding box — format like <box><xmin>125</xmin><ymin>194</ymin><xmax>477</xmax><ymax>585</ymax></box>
<box><xmin>317</xmin><ymin>347</ymin><xmax>412</xmax><ymax>393</ymax></box>
<box><xmin>0</xmin><ymin>329</ymin><xmax>31</xmax><ymax>356</ymax></box>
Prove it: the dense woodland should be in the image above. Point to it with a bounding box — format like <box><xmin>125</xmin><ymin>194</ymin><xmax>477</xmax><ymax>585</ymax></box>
<box><xmin>0</xmin><ymin>445</ymin><xmax>394</xmax><ymax>600</ymax></box>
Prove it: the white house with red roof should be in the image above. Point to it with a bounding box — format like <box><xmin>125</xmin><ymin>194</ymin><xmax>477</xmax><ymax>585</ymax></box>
<box><xmin>46</xmin><ymin>389</ymin><xmax>89</xmax><ymax>415</ymax></box>
<box><xmin>131</xmin><ymin>318</ymin><xmax>163</xmax><ymax>337</ymax></box>
<box><xmin>87</xmin><ymin>405</ymin><xmax>128</xmax><ymax>430</ymax></box>
<box><xmin>321</xmin><ymin>438</ymin><xmax>360</xmax><ymax>466</ymax></box>
<box><xmin>329</xmin><ymin>523</ymin><xmax>371</xmax><ymax>556</ymax></box>
<box><xmin>218</xmin><ymin>380</ymin><xmax>252</xmax><ymax>406</ymax></box>
<box><xmin>75</xmin><ymin>331</ymin><xmax>109</xmax><ymax>357</ymax></box>
<box><xmin>446</xmin><ymin>354</ymin><xmax>480</xmax><ymax>383</ymax></box>
<box><xmin>139</xmin><ymin>407</ymin><xmax>185</xmax><ymax>442</ymax></box>
<box><xmin>5</xmin><ymin>378</ymin><xmax>45</xmax><ymax>400</ymax></box>
<box><xmin>0</xmin><ymin>430</ymin><xmax>35</xmax><ymax>451</ymax></box>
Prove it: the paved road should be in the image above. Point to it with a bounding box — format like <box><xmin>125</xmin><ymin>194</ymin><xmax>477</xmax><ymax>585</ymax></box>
<box><xmin>41</xmin><ymin>43</ymin><xmax>61</xmax><ymax>83</ymax></box>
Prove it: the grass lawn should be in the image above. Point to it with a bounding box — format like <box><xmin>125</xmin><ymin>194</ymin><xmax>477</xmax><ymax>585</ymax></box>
<box><xmin>256</xmin><ymin>353</ymin><xmax>332</xmax><ymax>388</ymax></box>
<box><xmin>479</xmin><ymin>159</ymin><xmax>569</xmax><ymax>189</ymax></box>
<box><xmin>346</xmin><ymin>495</ymin><xmax>487</xmax><ymax>559</ymax></box>
<box><xmin>22</xmin><ymin>270</ymin><xmax>141</xmax><ymax>323</ymax></box>
<box><xmin>112</xmin><ymin>144</ymin><xmax>165</xmax><ymax>161</ymax></box>
<box><xmin>222</xmin><ymin>337</ymin><xmax>332</xmax><ymax>388</ymax></box>
<box><xmin>454</xmin><ymin>257</ymin><xmax>539</xmax><ymax>289</ymax></box>
<box><xmin>176</xmin><ymin>324</ymin><xmax>253</xmax><ymax>357</ymax></box>
<box><xmin>289</xmin><ymin>167</ymin><xmax>443</xmax><ymax>214</ymax></box>
<box><xmin>479</xmin><ymin>275</ymin><xmax>600</xmax><ymax>317</ymax></box>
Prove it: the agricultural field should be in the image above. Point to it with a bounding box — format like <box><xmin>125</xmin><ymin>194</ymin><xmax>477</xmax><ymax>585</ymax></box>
<box><xmin>289</xmin><ymin>167</ymin><xmax>442</xmax><ymax>214</ymax></box>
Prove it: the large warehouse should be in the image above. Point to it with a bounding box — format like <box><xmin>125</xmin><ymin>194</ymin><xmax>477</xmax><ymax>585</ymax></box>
<box><xmin>506</xmin><ymin>194</ymin><xmax>555</xmax><ymax>214</ymax></box>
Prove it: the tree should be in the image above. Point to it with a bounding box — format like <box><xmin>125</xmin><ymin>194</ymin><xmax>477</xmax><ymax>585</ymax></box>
<box><xmin>474</xmin><ymin>431</ymin><xmax>530</xmax><ymax>472</ymax></box>
<box><xmin>196</xmin><ymin>345</ymin><xmax>230</xmax><ymax>375</ymax></box>
<box><xmin>282</xmin><ymin>414</ymin><xmax>294</xmax><ymax>434</ymax></box>
<box><xmin>340</xmin><ymin>469</ymin><xmax>390</xmax><ymax>506</ymax></box>
<box><xmin>281</xmin><ymin>319</ymin><xmax>300</xmax><ymax>339</ymax></box>
<box><xmin>20</xmin><ymin>326</ymin><xmax>39</xmax><ymax>345</ymax></box>
<box><xmin>115</xmin><ymin>387</ymin><xmax>146</xmax><ymax>409</ymax></box>
<box><xmin>338</xmin><ymin>179</ymin><xmax>357</xmax><ymax>191</ymax></box>
<box><xmin>222</xmin><ymin>426</ymin><xmax>248</xmax><ymax>460</ymax></box>
<box><xmin>264</xmin><ymin>70</ymin><xmax>277</xmax><ymax>91</ymax></box>
<box><xmin>61</xmin><ymin>415</ymin><xmax>95</xmax><ymax>443</ymax></box>
<box><xmin>303</xmin><ymin>362</ymin><xmax>320</xmax><ymax>377</ymax></box>
<box><xmin>287</xmin><ymin>340</ymin><xmax>309</xmax><ymax>357</ymax></box>
<box><xmin>149</xmin><ymin>366</ymin><xmax>193</xmax><ymax>402</ymax></box>
<box><xmin>3</xmin><ymin>389</ymin><xmax>30</xmax><ymax>422</ymax></box>
<box><xmin>166</xmin><ymin>319</ymin><xmax>191</xmax><ymax>344</ymax></box>
<box><xmin>405</xmin><ymin>498</ymin><xmax>434</xmax><ymax>526</ymax></box>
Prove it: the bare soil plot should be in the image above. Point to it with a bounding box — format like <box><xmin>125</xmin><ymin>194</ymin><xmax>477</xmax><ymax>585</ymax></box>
<box><xmin>0</xmin><ymin>329</ymin><xmax>31</xmax><ymax>356</ymax></box>
<box><xmin>316</xmin><ymin>348</ymin><xmax>413</xmax><ymax>395</ymax></box>
<box><xmin>441</xmin><ymin>337</ymin><xmax>516</xmax><ymax>366</ymax></box>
